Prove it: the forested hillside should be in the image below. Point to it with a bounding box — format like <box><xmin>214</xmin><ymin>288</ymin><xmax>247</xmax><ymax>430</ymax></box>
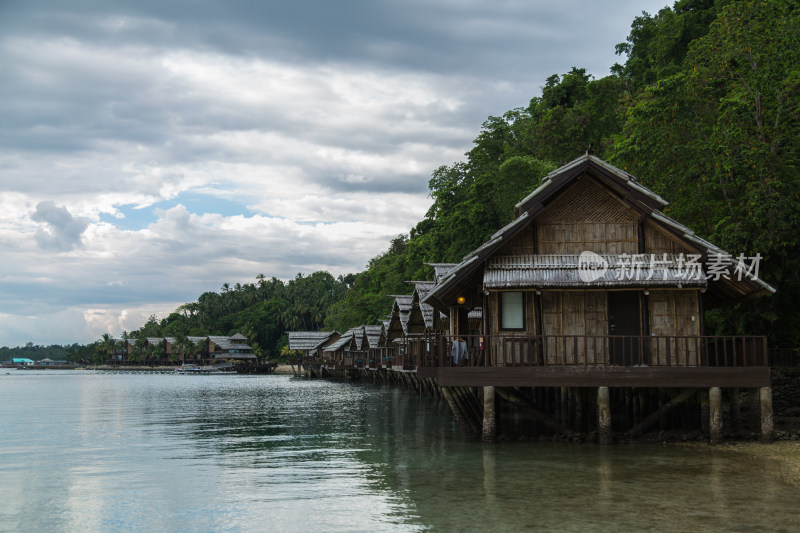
<box><xmin>116</xmin><ymin>0</ymin><xmax>800</xmax><ymax>355</ymax></box>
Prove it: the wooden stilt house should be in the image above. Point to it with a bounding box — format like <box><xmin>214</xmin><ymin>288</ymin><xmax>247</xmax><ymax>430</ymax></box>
<box><xmin>408</xmin><ymin>280</ymin><xmax>449</xmax><ymax>335</ymax></box>
<box><xmin>288</xmin><ymin>331</ymin><xmax>341</xmax><ymax>362</ymax></box>
<box><xmin>387</xmin><ymin>294</ymin><xmax>426</xmax><ymax>369</ymax></box>
<box><xmin>322</xmin><ymin>327</ymin><xmax>367</xmax><ymax>369</ymax></box>
<box><xmin>421</xmin><ymin>154</ymin><xmax>774</xmax><ymax>390</ymax></box>
<box><xmin>364</xmin><ymin>324</ymin><xmax>387</xmax><ymax>369</ymax></box>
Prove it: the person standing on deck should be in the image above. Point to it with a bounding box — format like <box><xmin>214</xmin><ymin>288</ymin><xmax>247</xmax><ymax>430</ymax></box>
<box><xmin>451</xmin><ymin>337</ymin><xmax>468</xmax><ymax>366</ymax></box>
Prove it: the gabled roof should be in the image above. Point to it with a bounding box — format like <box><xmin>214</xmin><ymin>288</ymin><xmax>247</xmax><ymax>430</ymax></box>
<box><xmin>386</xmin><ymin>297</ymin><xmax>409</xmax><ymax>341</ymax></box>
<box><xmin>408</xmin><ymin>280</ymin><xmax>447</xmax><ymax>331</ymax></box>
<box><xmin>408</xmin><ymin>281</ymin><xmax>436</xmax><ymax>330</ymax></box>
<box><xmin>364</xmin><ymin>324</ymin><xmax>386</xmax><ymax>349</ymax></box>
<box><xmin>324</xmin><ymin>329</ymin><xmax>359</xmax><ymax>353</ymax></box>
<box><xmin>425</xmin><ymin>263</ymin><xmax>459</xmax><ymax>284</ymax></box>
<box><xmin>514</xmin><ymin>154</ymin><xmax>668</xmax><ymax>216</ymax></box>
<box><xmin>288</xmin><ymin>331</ymin><xmax>339</xmax><ymax>351</ymax></box>
<box><xmin>422</xmin><ymin>154</ymin><xmax>774</xmax><ymax>312</ymax></box>
<box><xmin>209</xmin><ymin>335</ymin><xmax>253</xmax><ymax>352</ymax></box>
<box><xmin>352</xmin><ymin>326</ymin><xmax>369</xmax><ymax>351</ymax></box>
<box><xmin>389</xmin><ymin>294</ymin><xmax>414</xmax><ymax>333</ymax></box>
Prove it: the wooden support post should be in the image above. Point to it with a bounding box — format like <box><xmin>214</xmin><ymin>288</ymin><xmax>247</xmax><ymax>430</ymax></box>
<box><xmin>597</xmin><ymin>386</ymin><xmax>612</xmax><ymax>445</ymax></box>
<box><xmin>709</xmin><ymin>387</ymin><xmax>722</xmax><ymax>445</ymax></box>
<box><xmin>659</xmin><ymin>389</ymin><xmax>669</xmax><ymax>430</ymax></box>
<box><xmin>700</xmin><ymin>390</ymin><xmax>709</xmax><ymax>435</ymax></box>
<box><xmin>760</xmin><ymin>386</ymin><xmax>774</xmax><ymax>443</ymax></box>
<box><xmin>730</xmin><ymin>388</ymin><xmax>742</xmax><ymax>433</ymax></box>
<box><xmin>573</xmin><ymin>388</ymin><xmax>583</xmax><ymax>431</ymax></box>
<box><xmin>443</xmin><ymin>387</ymin><xmax>481</xmax><ymax>436</ymax></box>
<box><xmin>482</xmin><ymin>386</ymin><xmax>496</xmax><ymax>442</ymax></box>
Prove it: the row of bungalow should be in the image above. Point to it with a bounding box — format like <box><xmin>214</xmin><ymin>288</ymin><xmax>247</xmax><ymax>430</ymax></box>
<box><xmin>290</xmin><ymin>154</ymin><xmax>777</xmax><ymax>443</ymax></box>
<box><xmin>106</xmin><ymin>333</ymin><xmax>256</xmax><ymax>366</ymax></box>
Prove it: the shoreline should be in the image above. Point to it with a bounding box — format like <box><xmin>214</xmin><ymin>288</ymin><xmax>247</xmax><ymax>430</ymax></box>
<box><xmin>67</xmin><ymin>363</ymin><xmax>299</xmax><ymax>374</ymax></box>
<box><xmin>679</xmin><ymin>441</ymin><xmax>800</xmax><ymax>487</ymax></box>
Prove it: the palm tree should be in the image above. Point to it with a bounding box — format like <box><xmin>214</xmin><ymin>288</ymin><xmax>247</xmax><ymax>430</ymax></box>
<box><xmin>251</xmin><ymin>341</ymin><xmax>265</xmax><ymax>363</ymax></box>
<box><xmin>98</xmin><ymin>333</ymin><xmax>116</xmax><ymax>365</ymax></box>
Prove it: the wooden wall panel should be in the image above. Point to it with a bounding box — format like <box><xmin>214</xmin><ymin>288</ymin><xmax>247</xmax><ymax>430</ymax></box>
<box><xmin>648</xmin><ymin>291</ymin><xmax>700</xmax><ymax>366</ymax></box>
<box><xmin>490</xmin><ymin>290</ymin><xmax>537</xmax><ymax>365</ymax></box>
<box><xmin>540</xmin><ymin>291</ymin><xmax>610</xmax><ymax>365</ymax></box>
<box><xmin>541</xmin><ymin>292</ymin><xmax>563</xmax><ymax>364</ymax></box>
<box><xmin>643</xmin><ymin>222</ymin><xmax>692</xmax><ymax>255</ymax></box>
<box><xmin>585</xmin><ymin>292</ymin><xmax>608</xmax><ymax>364</ymax></box>
<box><xmin>497</xmin><ymin>225</ymin><xmax>536</xmax><ymax>255</ymax></box>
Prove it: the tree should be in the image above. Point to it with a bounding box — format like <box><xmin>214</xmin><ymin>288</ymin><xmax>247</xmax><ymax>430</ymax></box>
<box><xmin>613</xmin><ymin>0</ymin><xmax>800</xmax><ymax>343</ymax></box>
<box><xmin>97</xmin><ymin>333</ymin><xmax>116</xmax><ymax>365</ymax></box>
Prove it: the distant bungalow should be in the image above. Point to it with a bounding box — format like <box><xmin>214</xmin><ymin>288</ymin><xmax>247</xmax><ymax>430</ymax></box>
<box><xmin>292</xmin><ymin>154</ymin><xmax>776</xmax><ymax>443</ymax></box>
<box><xmin>109</xmin><ymin>333</ymin><xmax>256</xmax><ymax>366</ymax></box>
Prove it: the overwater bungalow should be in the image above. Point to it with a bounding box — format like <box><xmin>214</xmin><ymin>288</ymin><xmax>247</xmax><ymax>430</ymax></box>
<box><xmin>288</xmin><ymin>331</ymin><xmax>340</xmax><ymax>364</ymax></box>
<box><xmin>364</xmin><ymin>324</ymin><xmax>387</xmax><ymax>369</ymax></box>
<box><xmin>416</xmin><ymin>154</ymin><xmax>774</xmax><ymax>442</ymax></box>
<box><xmin>323</xmin><ymin>329</ymin><xmax>359</xmax><ymax>369</ymax></box>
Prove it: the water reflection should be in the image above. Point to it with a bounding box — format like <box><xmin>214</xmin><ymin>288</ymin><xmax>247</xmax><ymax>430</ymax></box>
<box><xmin>1</xmin><ymin>371</ymin><xmax>798</xmax><ymax>532</ymax></box>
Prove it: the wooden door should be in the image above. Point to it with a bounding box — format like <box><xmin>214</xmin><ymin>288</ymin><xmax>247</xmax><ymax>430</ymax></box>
<box><xmin>608</xmin><ymin>291</ymin><xmax>641</xmax><ymax>365</ymax></box>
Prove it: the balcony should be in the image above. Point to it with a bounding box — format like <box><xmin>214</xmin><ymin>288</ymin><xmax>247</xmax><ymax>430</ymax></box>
<box><xmin>409</xmin><ymin>334</ymin><xmax>770</xmax><ymax>388</ymax></box>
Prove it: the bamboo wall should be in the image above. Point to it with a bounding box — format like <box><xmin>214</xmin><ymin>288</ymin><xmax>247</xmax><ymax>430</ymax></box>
<box><xmin>535</xmin><ymin>177</ymin><xmax>638</xmax><ymax>255</ymax></box>
<box><xmin>541</xmin><ymin>291</ymin><xmax>608</xmax><ymax>364</ymax></box>
<box><xmin>643</xmin><ymin>222</ymin><xmax>692</xmax><ymax>255</ymax></box>
<box><xmin>648</xmin><ymin>290</ymin><xmax>701</xmax><ymax>365</ymax></box>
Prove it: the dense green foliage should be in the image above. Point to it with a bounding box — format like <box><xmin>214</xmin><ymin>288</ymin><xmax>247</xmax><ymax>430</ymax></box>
<box><xmin>70</xmin><ymin>0</ymin><xmax>797</xmax><ymax>354</ymax></box>
<box><xmin>120</xmin><ymin>272</ymin><xmax>354</xmax><ymax>360</ymax></box>
<box><xmin>612</xmin><ymin>0</ymin><xmax>800</xmax><ymax>343</ymax></box>
<box><xmin>0</xmin><ymin>343</ymin><xmax>74</xmax><ymax>361</ymax></box>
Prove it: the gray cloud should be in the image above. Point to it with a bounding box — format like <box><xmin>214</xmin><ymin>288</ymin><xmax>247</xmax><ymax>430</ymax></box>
<box><xmin>0</xmin><ymin>0</ymin><xmax>671</xmax><ymax>346</ymax></box>
<box><xmin>31</xmin><ymin>201</ymin><xmax>90</xmax><ymax>251</ymax></box>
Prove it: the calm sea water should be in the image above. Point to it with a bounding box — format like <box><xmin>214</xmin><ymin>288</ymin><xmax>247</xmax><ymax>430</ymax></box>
<box><xmin>1</xmin><ymin>370</ymin><xmax>798</xmax><ymax>532</ymax></box>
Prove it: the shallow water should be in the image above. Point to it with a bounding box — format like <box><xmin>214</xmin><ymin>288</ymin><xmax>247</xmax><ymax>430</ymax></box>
<box><xmin>1</xmin><ymin>370</ymin><xmax>797</xmax><ymax>532</ymax></box>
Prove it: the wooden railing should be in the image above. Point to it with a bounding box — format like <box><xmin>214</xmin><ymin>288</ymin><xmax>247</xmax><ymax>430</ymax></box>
<box><xmin>769</xmin><ymin>347</ymin><xmax>800</xmax><ymax>367</ymax></box>
<box><xmin>411</xmin><ymin>334</ymin><xmax>768</xmax><ymax>368</ymax></box>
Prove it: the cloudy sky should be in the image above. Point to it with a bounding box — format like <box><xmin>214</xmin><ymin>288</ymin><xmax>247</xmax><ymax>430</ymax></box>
<box><xmin>0</xmin><ymin>0</ymin><xmax>669</xmax><ymax>347</ymax></box>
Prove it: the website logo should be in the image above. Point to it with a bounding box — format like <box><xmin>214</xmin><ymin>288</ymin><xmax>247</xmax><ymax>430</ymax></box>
<box><xmin>578</xmin><ymin>251</ymin><xmax>608</xmax><ymax>283</ymax></box>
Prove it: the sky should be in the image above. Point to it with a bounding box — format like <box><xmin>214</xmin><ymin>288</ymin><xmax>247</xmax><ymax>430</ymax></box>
<box><xmin>0</xmin><ymin>0</ymin><xmax>671</xmax><ymax>347</ymax></box>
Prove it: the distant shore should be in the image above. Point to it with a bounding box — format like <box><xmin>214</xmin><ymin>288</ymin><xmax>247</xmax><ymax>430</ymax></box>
<box><xmin>82</xmin><ymin>363</ymin><xmax>298</xmax><ymax>374</ymax></box>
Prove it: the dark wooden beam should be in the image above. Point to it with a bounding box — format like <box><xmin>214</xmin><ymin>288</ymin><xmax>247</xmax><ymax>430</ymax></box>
<box><xmin>436</xmin><ymin>366</ymin><xmax>771</xmax><ymax>388</ymax></box>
